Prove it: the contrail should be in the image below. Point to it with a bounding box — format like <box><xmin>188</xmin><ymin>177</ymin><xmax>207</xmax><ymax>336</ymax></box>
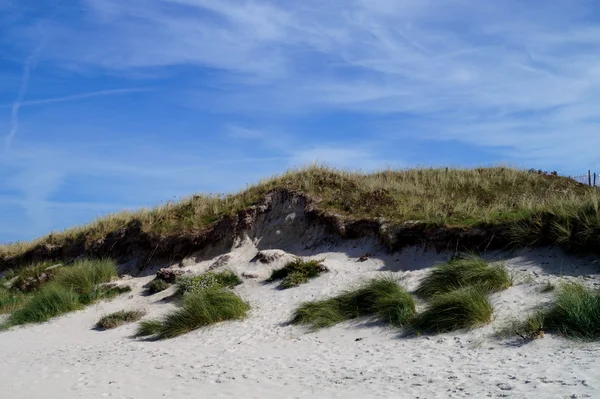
<box><xmin>5</xmin><ymin>45</ymin><xmax>43</xmax><ymax>151</ymax></box>
<box><xmin>16</xmin><ymin>88</ymin><xmax>152</xmax><ymax>107</ymax></box>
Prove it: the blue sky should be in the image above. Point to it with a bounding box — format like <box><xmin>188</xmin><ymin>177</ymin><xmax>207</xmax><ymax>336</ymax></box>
<box><xmin>1</xmin><ymin>0</ymin><xmax>600</xmax><ymax>243</ymax></box>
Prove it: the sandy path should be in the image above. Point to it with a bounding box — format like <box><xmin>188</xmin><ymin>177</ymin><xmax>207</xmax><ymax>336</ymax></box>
<box><xmin>1</xmin><ymin>243</ymin><xmax>599</xmax><ymax>398</ymax></box>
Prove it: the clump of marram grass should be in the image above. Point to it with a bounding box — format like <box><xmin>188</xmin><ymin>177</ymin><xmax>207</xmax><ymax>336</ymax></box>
<box><xmin>175</xmin><ymin>270</ymin><xmax>242</xmax><ymax>296</ymax></box>
<box><xmin>415</xmin><ymin>255</ymin><xmax>512</xmax><ymax>299</ymax></box>
<box><xmin>96</xmin><ymin>310</ymin><xmax>146</xmax><ymax>330</ymax></box>
<box><xmin>268</xmin><ymin>258</ymin><xmax>328</xmax><ymax>289</ymax></box>
<box><xmin>147</xmin><ymin>278</ymin><xmax>171</xmax><ymax>294</ymax></box>
<box><xmin>535</xmin><ymin>283</ymin><xmax>600</xmax><ymax>340</ymax></box>
<box><xmin>291</xmin><ymin>277</ymin><xmax>416</xmax><ymax>329</ymax></box>
<box><xmin>9</xmin><ymin>283</ymin><xmax>82</xmax><ymax>325</ymax></box>
<box><xmin>411</xmin><ymin>287</ymin><xmax>493</xmax><ymax>333</ymax></box>
<box><xmin>6</xmin><ymin>259</ymin><xmax>123</xmax><ymax>326</ymax></box>
<box><xmin>53</xmin><ymin>259</ymin><xmax>117</xmax><ymax>295</ymax></box>
<box><xmin>134</xmin><ymin>287</ymin><xmax>250</xmax><ymax>339</ymax></box>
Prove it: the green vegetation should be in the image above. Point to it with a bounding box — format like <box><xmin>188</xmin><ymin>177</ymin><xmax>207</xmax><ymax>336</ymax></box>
<box><xmin>96</xmin><ymin>310</ymin><xmax>146</xmax><ymax>330</ymax></box>
<box><xmin>176</xmin><ymin>270</ymin><xmax>242</xmax><ymax>296</ymax></box>
<box><xmin>520</xmin><ymin>283</ymin><xmax>600</xmax><ymax>340</ymax></box>
<box><xmin>3</xmin><ymin>167</ymin><xmax>599</xmax><ymax>267</ymax></box>
<box><xmin>147</xmin><ymin>278</ymin><xmax>171</xmax><ymax>294</ymax></box>
<box><xmin>291</xmin><ymin>277</ymin><xmax>416</xmax><ymax>329</ymax></box>
<box><xmin>268</xmin><ymin>259</ymin><xmax>328</xmax><ymax>289</ymax></box>
<box><xmin>6</xmin><ymin>259</ymin><xmax>123</xmax><ymax>326</ymax></box>
<box><xmin>9</xmin><ymin>283</ymin><xmax>82</xmax><ymax>325</ymax></box>
<box><xmin>53</xmin><ymin>259</ymin><xmax>117</xmax><ymax>296</ymax></box>
<box><xmin>135</xmin><ymin>287</ymin><xmax>250</xmax><ymax>339</ymax></box>
<box><xmin>411</xmin><ymin>287</ymin><xmax>494</xmax><ymax>333</ymax></box>
<box><xmin>415</xmin><ymin>255</ymin><xmax>512</xmax><ymax>299</ymax></box>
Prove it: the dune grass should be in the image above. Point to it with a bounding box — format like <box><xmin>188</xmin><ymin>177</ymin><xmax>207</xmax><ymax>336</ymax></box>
<box><xmin>96</xmin><ymin>310</ymin><xmax>146</xmax><ymax>330</ymax></box>
<box><xmin>53</xmin><ymin>259</ymin><xmax>117</xmax><ymax>294</ymax></box>
<box><xmin>268</xmin><ymin>258</ymin><xmax>328</xmax><ymax>289</ymax></box>
<box><xmin>9</xmin><ymin>283</ymin><xmax>82</xmax><ymax>325</ymax></box>
<box><xmin>134</xmin><ymin>287</ymin><xmax>250</xmax><ymax>339</ymax></box>
<box><xmin>147</xmin><ymin>278</ymin><xmax>171</xmax><ymax>294</ymax></box>
<box><xmin>6</xmin><ymin>259</ymin><xmax>122</xmax><ymax>326</ymax></box>
<box><xmin>415</xmin><ymin>255</ymin><xmax>512</xmax><ymax>299</ymax></box>
<box><xmin>291</xmin><ymin>277</ymin><xmax>416</xmax><ymax>329</ymax></box>
<box><xmin>517</xmin><ymin>283</ymin><xmax>600</xmax><ymax>340</ymax></box>
<box><xmin>3</xmin><ymin>167</ymin><xmax>599</xmax><ymax>268</ymax></box>
<box><xmin>411</xmin><ymin>287</ymin><xmax>494</xmax><ymax>333</ymax></box>
<box><xmin>175</xmin><ymin>270</ymin><xmax>242</xmax><ymax>296</ymax></box>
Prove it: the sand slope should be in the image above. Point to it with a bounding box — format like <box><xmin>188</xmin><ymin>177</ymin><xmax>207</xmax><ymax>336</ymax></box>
<box><xmin>1</xmin><ymin>240</ymin><xmax>600</xmax><ymax>399</ymax></box>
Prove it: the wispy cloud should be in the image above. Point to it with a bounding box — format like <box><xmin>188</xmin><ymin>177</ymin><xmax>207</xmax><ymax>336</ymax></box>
<box><xmin>1</xmin><ymin>0</ymin><xmax>599</xmax><ymax>242</ymax></box>
<box><xmin>2</xmin><ymin>88</ymin><xmax>153</xmax><ymax>108</ymax></box>
<box><xmin>5</xmin><ymin>44</ymin><xmax>42</xmax><ymax>151</ymax></box>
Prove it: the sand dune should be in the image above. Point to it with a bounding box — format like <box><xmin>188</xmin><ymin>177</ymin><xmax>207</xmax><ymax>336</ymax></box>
<box><xmin>1</xmin><ymin>236</ymin><xmax>599</xmax><ymax>399</ymax></box>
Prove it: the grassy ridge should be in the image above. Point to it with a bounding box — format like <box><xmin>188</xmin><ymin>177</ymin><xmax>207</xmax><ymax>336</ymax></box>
<box><xmin>1</xmin><ymin>167</ymin><xmax>598</xmax><ymax>265</ymax></box>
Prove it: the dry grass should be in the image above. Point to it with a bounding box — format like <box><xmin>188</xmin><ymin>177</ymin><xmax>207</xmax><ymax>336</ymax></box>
<box><xmin>96</xmin><ymin>310</ymin><xmax>146</xmax><ymax>330</ymax></box>
<box><xmin>1</xmin><ymin>166</ymin><xmax>598</xmax><ymax>264</ymax></box>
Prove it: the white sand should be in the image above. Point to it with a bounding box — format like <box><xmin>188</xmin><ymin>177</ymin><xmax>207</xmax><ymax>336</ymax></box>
<box><xmin>1</xmin><ymin>240</ymin><xmax>600</xmax><ymax>399</ymax></box>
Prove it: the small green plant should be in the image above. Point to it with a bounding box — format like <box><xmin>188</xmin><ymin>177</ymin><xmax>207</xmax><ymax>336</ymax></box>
<box><xmin>268</xmin><ymin>258</ymin><xmax>328</xmax><ymax>289</ymax></box>
<box><xmin>135</xmin><ymin>287</ymin><xmax>250</xmax><ymax>339</ymax></box>
<box><xmin>9</xmin><ymin>283</ymin><xmax>82</xmax><ymax>325</ymax></box>
<box><xmin>96</xmin><ymin>310</ymin><xmax>146</xmax><ymax>330</ymax></box>
<box><xmin>176</xmin><ymin>270</ymin><xmax>242</xmax><ymax>296</ymax></box>
<box><xmin>147</xmin><ymin>278</ymin><xmax>171</xmax><ymax>294</ymax></box>
<box><xmin>415</xmin><ymin>255</ymin><xmax>512</xmax><ymax>299</ymax></box>
<box><xmin>411</xmin><ymin>287</ymin><xmax>493</xmax><ymax>333</ymax></box>
<box><xmin>291</xmin><ymin>277</ymin><xmax>416</xmax><ymax>329</ymax></box>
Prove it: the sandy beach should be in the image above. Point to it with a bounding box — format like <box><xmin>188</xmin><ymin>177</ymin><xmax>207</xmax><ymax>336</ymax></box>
<box><xmin>2</xmin><ymin>238</ymin><xmax>599</xmax><ymax>399</ymax></box>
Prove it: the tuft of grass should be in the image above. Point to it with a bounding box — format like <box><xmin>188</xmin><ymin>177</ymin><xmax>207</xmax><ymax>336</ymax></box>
<box><xmin>53</xmin><ymin>259</ymin><xmax>117</xmax><ymax>295</ymax></box>
<box><xmin>134</xmin><ymin>320</ymin><xmax>163</xmax><ymax>337</ymax></box>
<box><xmin>135</xmin><ymin>287</ymin><xmax>250</xmax><ymax>339</ymax></box>
<box><xmin>291</xmin><ymin>277</ymin><xmax>416</xmax><ymax>329</ymax></box>
<box><xmin>540</xmin><ymin>283</ymin><xmax>600</xmax><ymax>339</ymax></box>
<box><xmin>9</xmin><ymin>283</ymin><xmax>82</xmax><ymax>325</ymax></box>
<box><xmin>96</xmin><ymin>310</ymin><xmax>146</xmax><ymax>330</ymax></box>
<box><xmin>5</xmin><ymin>259</ymin><xmax>123</xmax><ymax>326</ymax></box>
<box><xmin>411</xmin><ymin>287</ymin><xmax>494</xmax><ymax>334</ymax></box>
<box><xmin>176</xmin><ymin>270</ymin><xmax>242</xmax><ymax>296</ymax></box>
<box><xmin>268</xmin><ymin>258</ymin><xmax>328</xmax><ymax>289</ymax></box>
<box><xmin>415</xmin><ymin>255</ymin><xmax>512</xmax><ymax>299</ymax></box>
<box><xmin>147</xmin><ymin>278</ymin><xmax>171</xmax><ymax>294</ymax></box>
